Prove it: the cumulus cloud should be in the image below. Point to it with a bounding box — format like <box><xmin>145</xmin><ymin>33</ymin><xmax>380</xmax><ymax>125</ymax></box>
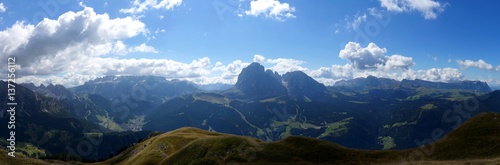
<box><xmin>266</xmin><ymin>58</ymin><xmax>308</xmax><ymax>74</ymax></box>
<box><xmin>91</xmin><ymin>57</ymin><xmax>211</xmax><ymax>78</ymax></box>
<box><xmin>0</xmin><ymin>7</ymin><xmax>150</xmax><ymax>76</ymax></box>
<box><xmin>310</xmin><ymin>65</ymin><xmax>463</xmax><ymax>85</ymax></box>
<box><xmin>253</xmin><ymin>54</ymin><xmax>266</xmax><ymax>63</ymax></box>
<box><xmin>379</xmin><ymin>0</ymin><xmax>446</xmax><ymax>19</ymax></box>
<box><xmin>379</xmin><ymin>54</ymin><xmax>415</xmax><ymax>71</ymax></box>
<box><xmin>339</xmin><ymin>42</ymin><xmax>414</xmax><ymax>70</ymax></box>
<box><xmin>112</xmin><ymin>41</ymin><xmax>158</xmax><ymax>55</ymax></box>
<box><xmin>129</xmin><ymin>43</ymin><xmax>159</xmax><ymax>53</ymax></box>
<box><xmin>497</xmin><ymin>66</ymin><xmax>500</xmax><ymax>72</ymax></box>
<box><xmin>339</xmin><ymin>42</ymin><xmax>387</xmax><ymax>69</ymax></box>
<box><xmin>212</xmin><ymin>60</ymin><xmax>251</xmax><ymax>84</ymax></box>
<box><xmin>416</xmin><ymin>68</ymin><xmax>463</xmax><ymax>82</ymax></box>
<box><xmin>0</xmin><ymin>3</ymin><xmax>6</xmax><ymax>13</ymax></box>
<box><xmin>309</xmin><ymin>64</ymin><xmax>354</xmax><ymax>80</ymax></box>
<box><xmin>307</xmin><ymin>41</ymin><xmax>463</xmax><ymax>85</ymax></box>
<box><xmin>244</xmin><ymin>0</ymin><xmax>296</xmax><ymax>21</ymax></box>
<box><xmin>120</xmin><ymin>0</ymin><xmax>182</xmax><ymax>14</ymax></box>
<box><xmin>0</xmin><ymin>22</ymin><xmax>35</xmax><ymax>56</ymax></box>
<box><xmin>456</xmin><ymin>59</ymin><xmax>494</xmax><ymax>70</ymax></box>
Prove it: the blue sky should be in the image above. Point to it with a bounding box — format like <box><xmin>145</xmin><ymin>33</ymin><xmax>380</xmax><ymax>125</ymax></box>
<box><xmin>0</xmin><ymin>0</ymin><xmax>499</xmax><ymax>87</ymax></box>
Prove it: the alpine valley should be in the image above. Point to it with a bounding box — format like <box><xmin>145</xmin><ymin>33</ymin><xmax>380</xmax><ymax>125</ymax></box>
<box><xmin>1</xmin><ymin>62</ymin><xmax>499</xmax><ymax>164</ymax></box>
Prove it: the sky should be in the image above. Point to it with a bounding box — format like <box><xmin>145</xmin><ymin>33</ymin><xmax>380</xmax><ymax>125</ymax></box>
<box><xmin>0</xmin><ymin>0</ymin><xmax>499</xmax><ymax>87</ymax></box>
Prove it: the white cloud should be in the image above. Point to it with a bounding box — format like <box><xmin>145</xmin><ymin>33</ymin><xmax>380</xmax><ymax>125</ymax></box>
<box><xmin>339</xmin><ymin>42</ymin><xmax>414</xmax><ymax>70</ymax></box>
<box><xmin>379</xmin><ymin>0</ymin><xmax>446</xmax><ymax>19</ymax></box>
<box><xmin>398</xmin><ymin>68</ymin><xmax>463</xmax><ymax>82</ymax></box>
<box><xmin>417</xmin><ymin>68</ymin><xmax>463</xmax><ymax>82</ymax></box>
<box><xmin>113</xmin><ymin>41</ymin><xmax>159</xmax><ymax>55</ymax></box>
<box><xmin>368</xmin><ymin>8</ymin><xmax>383</xmax><ymax>18</ymax></box>
<box><xmin>244</xmin><ymin>0</ymin><xmax>296</xmax><ymax>21</ymax></box>
<box><xmin>120</xmin><ymin>0</ymin><xmax>182</xmax><ymax>14</ymax></box>
<box><xmin>309</xmin><ymin>64</ymin><xmax>354</xmax><ymax>80</ymax></box>
<box><xmin>0</xmin><ymin>3</ymin><xmax>6</xmax><ymax>13</ymax></box>
<box><xmin>307</xmin><ymin>42</ymin><xmax>464</xmax><ymax>85</ymax></box>
<box><xmin>212</xmin><ymin>60</ymin><xmax>251</xmax><ymax>84</ymax></box>
<box><xmin>349</xmin><ymin>14</ymin><xmax>367</xmax><ymax>30</ymax></box>
<box><xmin>497</xmin><ymin>66</ymin><xmax>500</xmax><ymax>72</ymax></box>
<box><xmin>456</xmin><ymin>59</ymin><xmax>494</xmax><ymax>70</ymax></box>
<box><xmin>341</xmin><ymin>8</ymin><xmax>389</xmax><ymax>31</ymax></box>
<box><xmin>18</xmin><ymin>74</ymin><xmax>99</xmax><ymax>88</ymax></box>
<box><xmin>266</xmin><ymin>58</ymin><xmax>308</xmax><ymax>74</ymax></box>
<box><xmin>379</xmin><ymin>54</ymin><xmax>415</xmax><ymax>71</ymax></box>
<box><xmin>0</xmin><ymin>21</ymin><xmax>35</xmax><ymax>55</ymax></box>
<box><xmin>310</xmin><ymin>65</ymin><xmax>463</xmax><ymax>86</ymax></box>
<box><xmin>92</xmin><ymin>57</ymin><xmax>211</xmax><ymax>78</ymax></box>
<box><xmin>339</xmin><ymin>42</ymin><xmax>387</xmax><ymax>69</ymax></box>
<box><xmin>129</xmin><ymin>43</ymin><xmax>159</xmax><ymax>53</ymax></box>
<box><xmin>0</xmin><ymin>7</ymin><xmax>150</xmax><ymax>76</ymax></box>
<box><xmin>113</xmin><ymin>40</ymin><xmax>128</xmax><ymax>55</ymax></box>
<box><xmin>253</xmin><ymin>54</ymin><xmax>266</xmax><ymax>63</ymax></box>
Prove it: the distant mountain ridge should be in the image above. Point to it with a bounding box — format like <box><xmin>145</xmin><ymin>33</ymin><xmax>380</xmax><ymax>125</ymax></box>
<box><xmin>334</xmin><ymin>75</ymin><xmax>492</xmax><ymax>93</ymax></box>
<box><xmin>21</xmin><ymin>83</ymin><xmax>74</xmax><ymax>101</ymax></box>
<box><xmin>72</xmin><ymin>75</ymin><xmax>198</xmax><ymax>100</ymax></box>
<box><xmin>282</xmin><ymin>71</ymin><xmax>327</xmax><ymax>99</ymax></box>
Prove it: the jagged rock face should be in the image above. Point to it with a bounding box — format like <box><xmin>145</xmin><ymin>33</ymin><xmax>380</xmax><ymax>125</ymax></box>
<box><xmin>283</xmin><ymin>71</ymin><xmax>327</xmax><ymax>99</ymax></box>
<box><xmin>235</xmin><ymin>63</ymin><xmax>286</xmax><ymax>98</ymax></box>
<box><xmin>22</xmin><ymin>83</ymin><xmax>74</xmax><ymax>100</ymax></box>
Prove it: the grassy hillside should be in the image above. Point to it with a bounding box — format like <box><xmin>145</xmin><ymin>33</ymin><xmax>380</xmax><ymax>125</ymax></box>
<box><xmin>2</xmin><ymin>112</ymin><xmax>499</xmax><ymax>164</ymax></box>
<box><xmin>428</xmin><ymin>112</ymin><xmax>500</xmax><ymax>160</ymax></box>
<box><xmin>0</xmin><ymin>150</ymin><xmax>74</xmax><ymax>165</ymax></box>
<box><xmin>96</xmin><ymin>112</ymin><xmax>500</xmax><ymax>164</ymax></box>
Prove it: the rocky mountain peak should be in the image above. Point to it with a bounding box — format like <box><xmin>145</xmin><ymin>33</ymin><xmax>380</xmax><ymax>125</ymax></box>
<box><xmin>283</xmin><ymin>71</ymin><xmax>327</xmax><ymax>99</ymax></box>
<box><xmin>235</xmin><ymin>62</ymin><xmax>286</xmax><ymax>98</ymax></box>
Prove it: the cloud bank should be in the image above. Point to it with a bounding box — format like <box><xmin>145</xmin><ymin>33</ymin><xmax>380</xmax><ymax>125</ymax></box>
<box><xmin>456</xmin><ymin>59</ymin><xmax>494</xmax><ymax>70</ymax></box>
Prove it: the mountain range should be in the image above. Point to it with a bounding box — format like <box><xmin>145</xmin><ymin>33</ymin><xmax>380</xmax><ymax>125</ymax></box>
<box><xmin>1</xmin><ymin>62</ymin><xmax>499</xmax><ymax>164</ymax></box>
<box><xmin>144</xmin><ymin>63</ymin><xmax>499</xmax><ymax>150</ymax></box>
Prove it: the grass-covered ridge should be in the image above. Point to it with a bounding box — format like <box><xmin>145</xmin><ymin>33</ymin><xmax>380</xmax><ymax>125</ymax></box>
<box><xmin>1</xmin><ymin>112</ymin><xmax>499</xmax><ymax>164</ymax></box>
<box><xmin>95</xmin><ymin>112</ymin><xmax>500</xmax><ymax>164</ymax></box>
